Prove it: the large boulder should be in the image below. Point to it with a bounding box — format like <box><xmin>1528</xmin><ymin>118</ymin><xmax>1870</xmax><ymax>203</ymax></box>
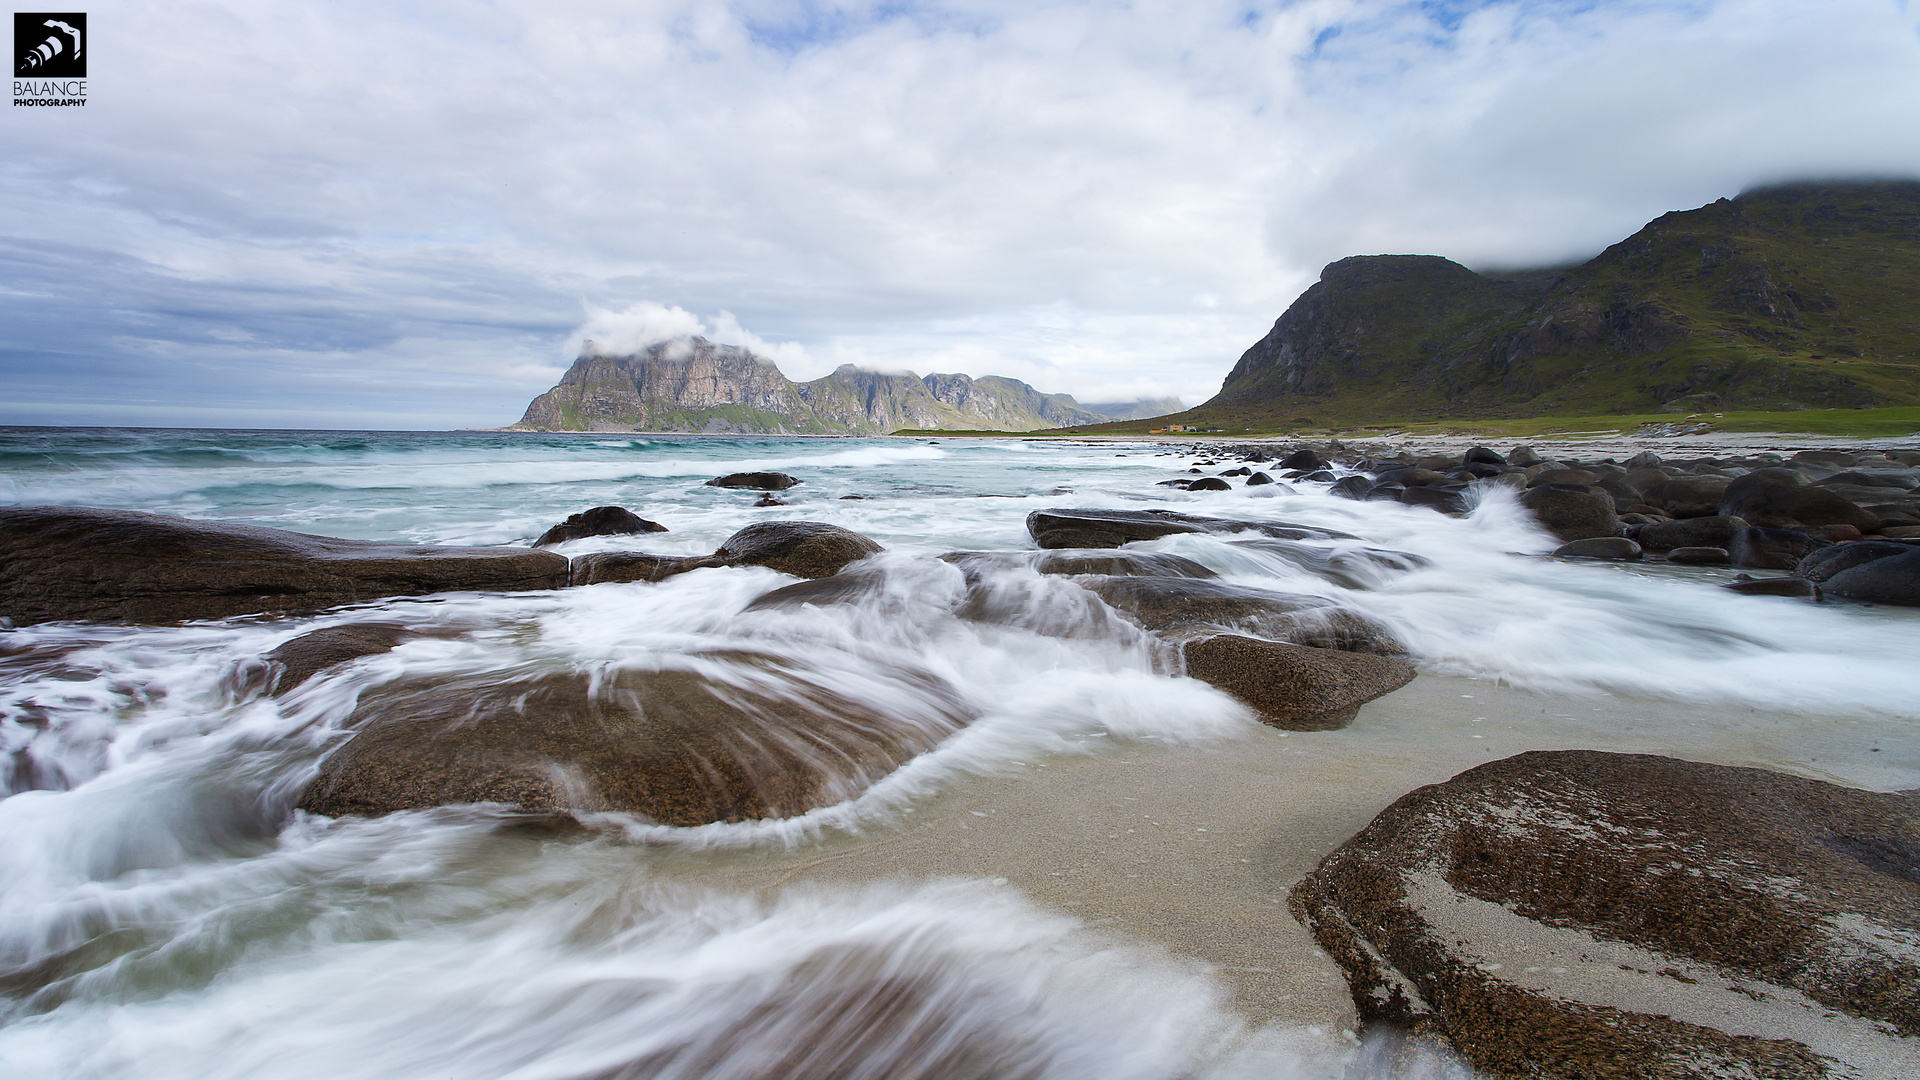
<box><xmin>532</xmin><ymin>506</ymin><xmax>667</xmax><ymax>547</ymax></box>
<box><xmin>1181</xmin><ymin>634</ymin><xmax>1414</xmax><ymax>731</ymax></box>
<box><xmin>298</xmin><ymin>658</ymin><xmax>969</xmax><ymax>826</ymax></box>
<box><xmin>1025</xmin><ymin>508</ymin><xmax>1356</xmax><ymax>550</ymax></box>
<box><xmin>1721</xmin><ymin>469</ymin><xmax>1881</xmax><ymax>531</ymax></box>
<box><xmin>715</xmin><ymin>521</ymin><xmax>883</xmax><ymax>579</ymax></box>
<box><xmin>1822</xmin><ymin>545</ymin><xmax>1920</xmax><ymax>606</ymax></box>
<box><xmin>1291</xmin><ymin>750</ymin><xmax>1920</xmax><ymax>1079</ymax></box>
<box><xmin>1075</xmin><ymin>576</ymin><xmax>1405</xmax><ymax>654</ymax></box>
<box><xmin>1795</xmin><ymin>541</ymin><xmax>1914</xmax><ymax>583</ymax></box>
<box><xmin>0</xmin><ymin>506</ymin><xmax>570</xmax><ymax>626</ymax></box>
<box><xmin>706</xmin><ymin>472</ymin><xmax>801</xmax><ymax>490</ymax></box>
<box><xmin>1518</xmin><ymin>485</ymin><xmax>1622</xmax><ymax>543</ymax></box>
<box><xmin>1644</xmin><ymin>476</ymin><xmax>1731</xmax><ymax>518</ymax></box>
<box><xmin>1729</xmin><ymin>526</ymin><xmax>1832</xmax><ymax>571</ymax></box>
<box><xmin>1552</xmin><ymin>537</ymin><xmax>1642</xmax><ymax>560</ymax></box>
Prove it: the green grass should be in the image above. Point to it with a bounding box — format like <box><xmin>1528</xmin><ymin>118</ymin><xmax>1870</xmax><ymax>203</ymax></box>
<box><xmin>1045</xmin><ymin>407</ymin><xmax>1920</xmax><ymax>441</ymax></box>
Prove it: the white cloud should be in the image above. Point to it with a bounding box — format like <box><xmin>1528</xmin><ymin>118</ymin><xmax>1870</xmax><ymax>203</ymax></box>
<box><xmin>2</xmin><ymin>0</ymin><xmax>1917</xmax><ymax>426</ymax></box>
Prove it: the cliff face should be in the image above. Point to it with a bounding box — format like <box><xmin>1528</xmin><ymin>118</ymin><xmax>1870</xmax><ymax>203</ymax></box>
<box><xmin>1193</xmin><ymin>180</ymin><xmax>1920</xmax><ymax>424</ymax></box>
<box><xmin>511</xmin><ymin>338</ymin><xmax>1135</xmax><ymax>434</ymax></box>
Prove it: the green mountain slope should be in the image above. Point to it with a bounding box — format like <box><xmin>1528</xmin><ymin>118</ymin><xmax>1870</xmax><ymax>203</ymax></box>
<box><xmin>1064</xmin><ymin>180</ymin><xmax>1920</xmax><ymax>432</ymax></box>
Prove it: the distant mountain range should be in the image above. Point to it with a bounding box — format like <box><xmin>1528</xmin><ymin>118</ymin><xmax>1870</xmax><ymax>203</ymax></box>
<box><xmin>1059</xmin><ymin>180</ymin><xmax>1920</xmax><ymax>432</ymax></box>
<box><xmin>510</xmin><ymin>338</ymin><xmax>1181</xmax><ymax>434</ymax></box>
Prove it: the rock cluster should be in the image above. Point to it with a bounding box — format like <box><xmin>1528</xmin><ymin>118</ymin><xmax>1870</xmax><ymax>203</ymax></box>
<box><xmin>1149</xmin><ymin>441</ymin><xmax>1920</xmax><ymax>605</ymax></box>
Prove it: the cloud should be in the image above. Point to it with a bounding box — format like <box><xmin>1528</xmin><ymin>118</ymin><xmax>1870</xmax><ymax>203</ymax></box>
<box><xmin>2</xmin><ymin>0</ymin><xmax>1917</xmax><ymax>426</ymax></box>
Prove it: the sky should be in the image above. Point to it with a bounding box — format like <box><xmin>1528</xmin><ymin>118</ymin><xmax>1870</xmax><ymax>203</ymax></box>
<box><xmin>3</xmin><ymin>0</ymin><xmax>1918</xmax><ymax>429</ymax></box>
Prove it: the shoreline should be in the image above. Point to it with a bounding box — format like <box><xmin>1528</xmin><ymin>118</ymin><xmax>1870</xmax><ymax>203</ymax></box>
<box><xmin>647</xmin><ymin>671</ymin><xmax>1918</xmax><ymax>1044</ymax></box>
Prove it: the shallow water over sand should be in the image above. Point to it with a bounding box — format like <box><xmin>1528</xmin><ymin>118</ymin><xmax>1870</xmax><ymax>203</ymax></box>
<box><xmin>2</xmin><ymin>428</ymin><xmax>1916</xmax><ymax>1078</ymax></box>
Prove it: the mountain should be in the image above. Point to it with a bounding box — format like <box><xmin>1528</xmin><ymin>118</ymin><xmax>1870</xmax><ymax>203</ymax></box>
<box><xmin>1067</xmin><ymin>180</ymin><xmax>1920</xmax><ymax>431</ymax></box>
<box><xmin>509</xmin><ymin>337</ymin><xmax>1140</xmax><ymax>434</ymax></box>
<box><xmin>1077</xmin><ymin>396</ymin><xmax>1185</xmax><ymax>421</ymax></box>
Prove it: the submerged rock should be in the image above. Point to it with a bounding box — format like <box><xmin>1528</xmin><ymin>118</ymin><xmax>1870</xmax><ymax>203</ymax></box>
<box><xmin>1025</xmin><ymin>508</ymin><xmax>1357</xmax><ymax>550</ymax></box>
<box><xmin>0</xmin><ymin>505</ymin><xmax>570</xmax><ymax>626</ymax></box>
<box><xmin>1291</xmin><ymin>750</ymin><xmax>1920</xmax><ymax>1079</ymax></box>
<box><xmin>1229</xmin><ymin>538</ymin><xmax>1431</xmax><ymax>588</ymax></box>
<box><xmin>940</xmin><ymin>549</ymin><xmax>1218</xmax><ymax>580</ymax></box>
<box><xmin>532</xmin><ymin>506</ymin><xmax>666</xmax><ymax>547</ymax></box>
<box><xmin>1076</xmin><ymin>576</ymin><xmax>1405</xmax><ymax>654</ymax></box>
<box><xmin>265</xmin><ymin>623</ymin><xmax>409</xmax><ymax>693</ymax></box>
<box><xmin>298</xmin><ymin>657</ymin><xmax>970</xmax><ymax>826</ymax></box>
<box><xmin>1724</xmin><ymin>574</ymin><xmax>1821</xmax><ymax>598</ymax></box>
<box><xmin>1181</xmin><ymin>634</ymin><xmax>1414</xmax><ymax>730</ymax></box>
<box><xmin>707</xmin><ymin>472</ymin><xmax>801</xmax><ymax>490</ymax></box>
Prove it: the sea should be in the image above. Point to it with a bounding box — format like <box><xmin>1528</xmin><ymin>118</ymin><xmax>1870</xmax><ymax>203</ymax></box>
<box><xmin>1</xmin><ymin>427</ymin><xmax>1917</xmax><ymax>1079</ymax></box>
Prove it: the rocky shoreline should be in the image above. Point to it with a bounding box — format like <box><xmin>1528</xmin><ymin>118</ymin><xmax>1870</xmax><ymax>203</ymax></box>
<box><xmin>4</xmin><ymin>443</ymin><xmax>1917</xmax><ymax>1077</ymax></box>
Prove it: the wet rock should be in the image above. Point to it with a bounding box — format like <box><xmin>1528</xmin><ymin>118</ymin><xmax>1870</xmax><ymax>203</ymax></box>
<box><xmin>1279</xmin><ymin>449</ymin><xmax>1328</xmax><ymax>471</ymax></box>
<box><xmin>1290</xmin><ymin>750</ymin><xmax>1920</xmax><ymax>1079</ymax></box>
<box><xmin>1729</xmin><ymin>526</ymin><xmax>1832</xmax><ymax>571</ymax></box>
<box><xmin>1723</xmin><ymin>574</ymin><xmax>1821</xmax><ymax>598</ymax></box>
<box><xmin>1025</xmin><ymin>508</ymin><xmax>1357</xmax><ymax>550</ymax></box>
<box><xmin>1796</xmin><ymin>541</ymin><xmax>1913</xmax><ymax>583</ymax></box>
<box><xmin>297</xmin><ymin>658</ymin><xmax>970</xmax><ymax>826</ymax></box>
<box><xmin>1666</xmin><ymin>546</ymin><xmax>1731</xmax><ymax>566</ymax></box>
<box><xmin>716</xmin><ymin>521</ymin><xmax>884</xmax><ymax>579</ymax></box>
<box><xmin>1229</xmin><ymin>539</ymin><xmax>1430</xmax><ymax>589</ymax></box>
<box><xmin>266</xmin><ymin>623</ymin><xmax>409</xmax><ymax>694</ymax></box>
<box><xmin>940</xmin><ymin>549</ymin><xmax>1217</xmax><ymax>580</ymax></box>
<box><xmin>0</xmin><ymin>505</ymin><xmax>570</xmax><ymax>626</ymax></box>
<box><xmin>754</xmin><ymin>494</ymin><xmax>787</xmax><ymax>507</ymax></box>
<box><xmin>1505</xmin><ymin>445</ymin><xmax>1542</xmax><ymax>467</ymax></box>
<box><xmin>706</xmin><ymin>472</ymin><xmax>801</xmax><ymax>490</ymax></box>
<box><xmin>1396</xmin><ymin>486</ymin><xmax>1469</xmax><ymax>515</ymax></box>
<box><xmin>1218</xmin><ymin>467</ymin><xmax>1251</xmax><ymax>477</ymax></box>
<box><xmin>1524</xmin><ymin>469</ymin><xmax>1598</xmax><ymax>489</ymax></box>
<box><xmin>1518</xmin><ymin>485</ymin><xmax>1622</xmax><ymax>543</ymax></box>
<box><xmin>1822</xmin><ymin>546</ymin><xmax>1920</xmax><ymax>606</ymax></box>
<box><xmin>1185</xmin><ymin>477</ymin><xmax>1233</xmax><ymax>491</ymax></box>
<box><xmin>1156</xmin><ymin>478</ymin><xmax>1193</xmax><ymax>489</ymax></box>
<box><xmin>1462</xmin><ymin>446</ymin><xmax>1505</xmax><ymax>466</ymax></box>
<box><xmin>1645</xmin><ymin>475</ymin><xmax>1731</xmax><ymax>518</ymax></box>
<box><xmin>1634</xmin><ymin>515</ymin><xmax>1748</xmax><ymax>552</ymax></box>
<box><xmin>1077</xmin><ymin>576</ymin><xmax>1404</xmax><ymax>654</ymax></box>
<box><xmin>533</xmin><ymin>506</ymin><xmax>666</xmax><ymax>547</ymax></box>
<box><xmin>1329</xmin><ymin>475</ymin><xmax>1374</xmax><ymax>500</ymax></box>
<box><xmin>1181</xmin><ymin>634</ymin><xmax>1415</xmax><ymax>730</ymax></box>
<box><xmin>570</xmin><ymin>552</ymin><xmax>726</xmax><ymax>585</ymax></box>
<box><xmin>1721</xmin><ymin>469</ymin><xmax>1881</xmax><ymax>532</ymax></box>
<box><xmin>1245</xmin><ymin>471</ymin><xmax>1276</xmax><ymax>486</ymax></box>
<box><xmin>1552</xmin><ymin>537</ymin><xmax>1642</xmax><ymax>560</ymax></box>
<box><xmin>1624</xmin><ymin>450</ymin><xmax>1664</xmax><ymax>469</ymax></box>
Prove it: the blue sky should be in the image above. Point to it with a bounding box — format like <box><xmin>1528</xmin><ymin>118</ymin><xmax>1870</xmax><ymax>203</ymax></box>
<box><xmin>4</xmin><ymin>0</ymin><xmax>1918</xmax><ymax>428</ymax></box>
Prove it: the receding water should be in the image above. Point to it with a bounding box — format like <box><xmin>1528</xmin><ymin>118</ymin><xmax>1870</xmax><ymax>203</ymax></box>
<box><xmin>1</xmin><ymin>427</ymin><xmax>1914</xmax><ymax>1078</ymax></box>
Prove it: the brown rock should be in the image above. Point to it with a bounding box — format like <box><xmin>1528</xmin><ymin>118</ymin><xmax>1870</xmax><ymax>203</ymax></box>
<box><xmin>1665</xmin><ymin>546</ymin><xmax>1731</xmax><ymax>565</ymax></box>
<box><xmin>1077</xmin><ymin>576</ymin><xmax>1405</xmax><ymax>654</ymax></box>
<box><xmin>1290</xmin><ymin>750</ymin><xmax>1920</xmax><ymax>1079</ymax></box>
<box><xmin>715</xmin><ymin>521</ymin><xmax>884</xmax><ymax>579</ymax></box>
<box><xmin>1634</xmin><ymin>515</ymin><xmax>1747</xmax><ymax>552</ymax></box>
<box><xmin>265</xmin><ymin>623</ymin><xmax>409</xmax><ymax>693</ymax></box>
<box><xmin>1552</xmin><ymin>537</ymin><xmax>1642</xmax><ymax>560</ymax></box>
<box><xmin>1645</xmin><ymin>475</ymin><xmax>1731</xmax><ymax>518</ymax></box>
<box><xmin>1181</xmin><ymin>634</ymin><xmax>1414</xmax><ymax>730</ymax></box>
<box><xmin>298</xmin><ymin>657</ymin><xmax>970</xmax><ymax>826</ymax></box>
<box><xmin>1721</xmin><ymin>468</ymin><xmax>1882</xmax><ymax>532</ymax></box>
<box><xmin>939</xmin><ymin>549</ymin><xmax>1218</xmax><ymax>580</ymax></box>
<box><xmin>1723</xmin><ymin>575</ymin><xmax>1822</xmax><ymax>598</ymax></box>
<box><xmin>1025</xmin><ymin>508</ymin><xmax>1357</xmax><ymax>549</ymax></box>
<box><xmin>570</xmin><ymin>552</ymin><xmax>726</xmax><ymax>585</ymax></box>
<box><xmin>0</xmin><ymin>506</ymin><xmax>570</xmax><ymax>626</ymax></box>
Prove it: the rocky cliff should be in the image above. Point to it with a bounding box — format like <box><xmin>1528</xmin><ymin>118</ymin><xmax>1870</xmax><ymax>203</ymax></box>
<box><xmin>1077</xmin><ymin>180</ymin><xmax>1920</xmax><ymax>430</ymax></box>
<box><xmin>511</xmin><ymin>337</ymin><xmax>1167</xmax><ymax>434</ymax></box>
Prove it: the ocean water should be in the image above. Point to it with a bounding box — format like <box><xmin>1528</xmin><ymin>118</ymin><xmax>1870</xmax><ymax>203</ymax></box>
<box><xmin>1</xmin><ymin>427</ymin><xmax>1916</xmax><ymax>1079</ymax></box>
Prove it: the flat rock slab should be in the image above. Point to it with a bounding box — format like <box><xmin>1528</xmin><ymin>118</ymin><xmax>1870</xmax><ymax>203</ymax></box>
<box><xmin>1026</xmin><ymin>508</ymin><xmax>1358</xmax><ymax>550</ymax></box>
<box><xmin>1291</xmin><ymin>750</ymin><xmax>1920</xmax><ymax>1079</ymax></box>
<box><xmin>299</xmin><ymin>655</ymin><xmax>970</xmax><ymax>827</ymax></box>
<box><xmin>0</xmin><ymin>505</ymin><xmax>570</xmax><ymax>625</ymax></box>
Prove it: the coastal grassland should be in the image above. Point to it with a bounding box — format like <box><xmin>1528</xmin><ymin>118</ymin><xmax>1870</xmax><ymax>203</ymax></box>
<box><xmin>1041</xmin><ymin>406</ymin><xmax>1920</xmax><ymax>441</ymax></box>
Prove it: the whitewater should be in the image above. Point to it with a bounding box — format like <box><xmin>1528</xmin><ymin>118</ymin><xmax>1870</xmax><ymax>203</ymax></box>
<box><xmin>2</xmin><ymin>427</ymin><xmax>1916</xmax><ymax>1079</ymax></box>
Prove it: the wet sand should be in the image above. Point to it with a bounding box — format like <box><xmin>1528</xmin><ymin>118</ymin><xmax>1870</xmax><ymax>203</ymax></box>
<box><xmin>654</xmin><ymin>672</ymin><xmax>1919</xmax><ymax>1042</ymax></box>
